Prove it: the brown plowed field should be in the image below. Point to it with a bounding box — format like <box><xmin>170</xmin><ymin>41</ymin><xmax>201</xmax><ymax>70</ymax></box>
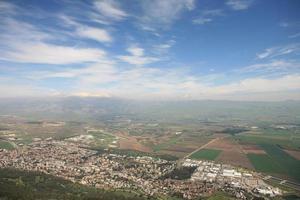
<box><xmin>241</xmin><ymin>144</ymin><xmax>267</xmax><ymax>154</ymax></box>
<box><xmin>116</xmin><ymin>132</ymin><xmax>152</xmax><ymax>153</ymax></box>
<box><xmin>284</xmin><ymin>149</ymin><xmax>300</xmax><ymax>160</ymax></box>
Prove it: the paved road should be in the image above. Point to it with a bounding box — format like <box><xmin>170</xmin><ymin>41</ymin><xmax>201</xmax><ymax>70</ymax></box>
<box><xmin>260</xmin><ymin>175</ymin><xmax>300</xmax><ymax>192</ymax></box>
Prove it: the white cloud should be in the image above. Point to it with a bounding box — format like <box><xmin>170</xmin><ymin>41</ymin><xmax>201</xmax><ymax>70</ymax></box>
<box><xmin>0</xmin><ymin>1</ymin><xmax>16</xmax><ymax>15</ymax></box>
<box><xmin>127</xmin><ymin>47</ymin><xmax>144</xmax><ymax>57</ymax></box>
<box><xmin>193</xmin><ymin>17</ymin><xmax>212</xmax><ymax>25</ymax></box>
<box><xmin>0</xmin><ymin>18</ymin><xmax>52</xmax><ymax>42</ymax></box>
<box><xmin>71</xmin><ymin>91</ymin><xmax>111</xmax><ymax>98</ymax></box>
<box><xmin>2</xmin><ymin>42</ymin><xmax>107</xmax><ymax>64</ymax></box>
<box><xmin>209</xmin><ymin>75</ymin><xmax>300</xmax><ymax>94</ymax></box>
<box><xmin>256</xmin><ymin>43</ymin><xmax>300</xmax><ymax>59</ymax></box>
<box><xmin>76</xmin><ymin>26</ymin><xmax>112</xmax><ymax>43</ymax></box>
<box><xmin>193</xmin><ymin>9</ymin><xmax>224</xmax><ymax>25</ymax></box>
<box><xmin>59</xmin><ymin>15</ymin><xmax>113</xmax><ymax>43</ymax></box>
<box><xmin>202</xmin><ymin>9</ymin><xmax>224</xmax><ymax>16</ymax></box>
<box><xmin>0</xmin><ymin>15</ymin><xmax>110</xmax><ymax>64</ymax></box>
<box><xmin>279</xmin><ymin>22</ymin><xmax>289</xmax><ymax>28</ymax></box>
<box><xmin>138</xmin><ymin>0</ymin><xmax>195</xmax><ymax>30</ymax></box>
<box><xmin>25</xmin><ymin>58</ymin><xmax>300</xmax><ymax>101</ymax></box>
<box><xmin>279</xmin><ymin>21</ymin><xmax>300</xmax><ymax>28</ymax></box>
<box><xmin>118</xmin><ymin>46</ymin><xmax>159</xmax><ymax>66</ymax></box>
<box><xmin>241</xmin><ymin>60</ymin><xmax>298</xmax><ymax>71</ymax></box>
<box><xmin>93</xmin><ymin>0</ymin><xmax>127</xmax><ymax>21</ymax></box>
<box><xmin>226</xmin><ymin>0</ymin><xmax>253</xmax><ymax>10</ymax></box>
<box><xmin>153</xmin><ymin>40</ymin><xmax>176</xmax><ymax>54</ymax></box>
<box><xmin>289</xmin><ymin>32</ymin><xmax>300</xmax><ymax>39</ymax></box>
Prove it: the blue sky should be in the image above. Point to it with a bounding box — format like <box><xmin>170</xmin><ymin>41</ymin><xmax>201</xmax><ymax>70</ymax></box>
<box><xmin>0</xmin><ymin>0</ymin><xmax>300</xmax><ymax>101</ymax></box>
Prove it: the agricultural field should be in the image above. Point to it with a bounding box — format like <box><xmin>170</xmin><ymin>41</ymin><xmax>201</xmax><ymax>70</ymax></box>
<box><xmin>260</xmin><ymin>144</ymin><xmax>300</xmax><ymax>182</ymax></box>
<box><xmin>189</xmin><ymin>149</ymin><xmax>221</xmax><ymax>160</ymax></box>
<box><xmin>234</xmin><ymin>127</ymin><xmax>300</xmax><ymax>150</ymax></box>
<box><xmin>150</xmin><ymin>127</ymin><xmax>219</xmax><ymax>158</ymax></box>
<box><xmin>0</xmin><ymin>140</ymin><xmax>15</xmax><ymax>150</ymax></box>
<box><xmin>234</xmin><ymin>127</ymin><xmax>300</xmax><ymax>182</ymax></box>
<box><xmin>117</xmin><ymin>132</ymin><xmax>152</xmax><ymax>152</ymax></box>
<box><xmin>284</xmin><ymin>150</ymin><xmax>300</xmax><ymax>160</ymax></box>
<box><xmin>153</xmin><ymin>134</ymin><xmax>182</xmax><ymax>152</ymax></box>
<box><xmin>204</xmin><ymin>137</ymin><xmax>254</xmax><ymax>169</ymax></box>
<box><xmin>247</xmin><ymin>154</ymin><xmax>284</xmax><ymax>174</ymax></box>
<box><xmin>2</xmin><ymin>114</ymin><xmax>300</xmax><ymax>184</ymax></box>
<box><xmin>0</xmin><ymin>117</ymin><xmax>88</xmax><ymax>147</ymax></box>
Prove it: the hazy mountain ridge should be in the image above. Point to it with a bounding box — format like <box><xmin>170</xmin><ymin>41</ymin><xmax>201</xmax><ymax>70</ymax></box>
<box><xmin>0</xmin><ymin>97</ymin><xmax>299</xmax><ymax>123</ymax></box>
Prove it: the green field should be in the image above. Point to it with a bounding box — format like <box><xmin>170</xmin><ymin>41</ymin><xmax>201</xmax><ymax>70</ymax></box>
<box><xmin>247</xmin><ymin>144</ymin><xmax>300</xmax><ymax>182</ymax></box>
<box><xmin>153</xmin><ymin>135</ymin><xmax>181</xmax><ymax>152</ymax></box>
<box><xmin>90</xmin><ymin>131</ymin><xmax>116</xmax><ymax>147</ymax></box>
<box><xmin>235</xmin><ymin>134</ymin><xmax>300</xmax><ymax>150</ymax></box>
<box><xmin>247</xmin><ymin>154</ymin><xmax>285</xmax><ymax>174</ymax></box>
<box><xmin>189</xmin><ymin>149</ymin><xmax>221</xmax><ymax>160</ymax></box>
<box><xmin>261</xmin><ymin>144</ymin><xmax>300</xmax><ymax>181</ymax></box>
<box><xmin>0</xmin><ymin>140</ymin><xmax>15</xmax><ymax>150</ymax></box>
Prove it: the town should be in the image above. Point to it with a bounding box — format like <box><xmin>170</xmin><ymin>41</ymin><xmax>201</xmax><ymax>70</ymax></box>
<box><xmin>0</xmin><ymin>139</ymin><xmax>283</xmax><ymax>199</ymax></box>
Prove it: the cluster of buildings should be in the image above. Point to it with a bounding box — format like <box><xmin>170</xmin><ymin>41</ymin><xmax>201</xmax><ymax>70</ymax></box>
<box><xmin>183</xmin><ymin>159</ymin><xmax>282</xmax><ymax>198</ymax></box>
<box><xmin>0</xmin><ymin>140</ymin><xmax>283</xmax><ymax>199</ymax></box>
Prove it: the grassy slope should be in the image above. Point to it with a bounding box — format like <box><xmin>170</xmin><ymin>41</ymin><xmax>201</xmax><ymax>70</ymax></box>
<box><xmin>0</xmin><ymin>168</ymin><xmax>152</xmax><ymax>200</ymax></box>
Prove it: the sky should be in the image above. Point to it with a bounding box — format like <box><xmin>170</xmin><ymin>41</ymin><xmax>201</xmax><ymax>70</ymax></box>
<box><xmin>0</xmin><ymin>0</ymin><xmax>300</xmax><ymax>101</ymax></box>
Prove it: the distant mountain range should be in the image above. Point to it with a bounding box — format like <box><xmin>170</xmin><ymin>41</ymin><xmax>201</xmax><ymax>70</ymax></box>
<box><xmin>0</xmin><ymin>97</ymin><xmax>299</xmax><ymax>124</ymax></box>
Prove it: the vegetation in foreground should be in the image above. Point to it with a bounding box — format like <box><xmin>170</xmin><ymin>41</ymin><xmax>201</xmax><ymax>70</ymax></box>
<box><xmin>0</xmin><ymin>168</ymin><xmax>151</xmax><ymax>200</ymax></box>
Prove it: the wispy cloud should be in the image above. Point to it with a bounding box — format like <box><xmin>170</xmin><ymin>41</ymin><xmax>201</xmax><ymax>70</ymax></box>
<box><xmin>118</xmin><ymin>46</ymin><xmax>159</xmax><ymax>66</ymax></box>
<box><xmin>226</xmin><ymin>0</ymin><xmax>253</xmax><ymax>10</ymax></box>
<box><xmin>238</xmin><ymin>60</ymin><xmax>300</xmax><ymax>76</ymax></box>
<box><xmin>193</xmin><ymin>9</ymin><xmax>224</xmax><ymax>25</ymax></box>
<box><xmin>202</xmin><ymin>9</ymin><xmax>224</xmax><ymax>16</ymax></box>
<box><xmin>93</xmin><ymin>0</ymin><xmax>128</xmax><ymax>22</ymax></box>
<box><xmin>23</xmin><ymin>58</ymin><xmax>300</xmax><ymax>100</ymax></box>
<box><xmin>0</xmin><ymin>18</ymin><xmax>108</xmax><ymax>64</ymax></box>
<box><xmin>289</xmin><ymin>33</ymin><xmax>300</xmax><ymax>39</ymax></box>
<box><xmin>0</xmin><ymin>3</ymin><xmax>111</xmax><ymax>64</ymax></box>
<box><xmin>76</xmin><ymin>26</ymin><xmax>112</xmax><ymax>43</ymax></box>
<box><xmin>152</xmin><ymin>40</ymin><xmax>176</xmax><ymax>54</ymax></box>
<box><xmin>2</xmin><ymin>42</ymin><xmax>107</xmax><ymax>65</ymax></box>
<box><xmin>138</xmin><ymin>0</ymin><xmax>195</xmax><ymax>30</ymax></box>
<box><xmin>193</xmin><ymin>18</ymin><xmax>213</xmax><ymax>25</ymax></box>
<box><xmin>58</xmin><ymin>14</ymin><xmax>113</xmax><ymax>43</ymax></box>
<box><xmin>256</xmin><ymin>43</ymin><xmax>300</xmax><ymax>59</ymax></box>
<box><xmin>0</xmin><ymin>1</ymin><xmax>17</xmax><ymax>15</ymax></box>
<box><xmin>279</xmin><ymin>21</ymin><xmax>300</xmax><ymax>28</ymax></box>
<box><xmin>0</xmin><ymin>0</ymin><xmax>299</xmax><ymax>101</ymax></box>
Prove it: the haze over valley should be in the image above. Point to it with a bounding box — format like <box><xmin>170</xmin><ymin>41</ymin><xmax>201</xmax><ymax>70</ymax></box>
<box><xmin>0</xmin><ymin>0</ymin><xmax>300</xmax><ymax>199</ymax></box>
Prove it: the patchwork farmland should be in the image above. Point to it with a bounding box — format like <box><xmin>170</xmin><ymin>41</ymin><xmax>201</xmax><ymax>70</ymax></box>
<box><xmin>189</xmin><ymin>149</ymin><xmax>221</xmax><ymax>160</ymax></box>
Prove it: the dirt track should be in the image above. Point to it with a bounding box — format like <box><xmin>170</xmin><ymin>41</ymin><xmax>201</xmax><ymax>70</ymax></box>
<box><xmin>184</xmin><ymin>136</ymin><xmax>226</xmax><ymax>159</ymax></box>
